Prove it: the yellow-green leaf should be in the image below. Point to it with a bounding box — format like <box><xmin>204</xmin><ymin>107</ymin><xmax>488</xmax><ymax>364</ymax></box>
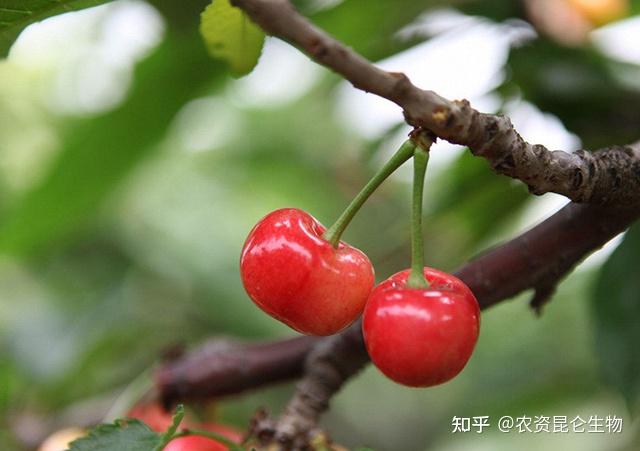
<box><xmin>200</xmin><ymin>0</ymin><xmax>265</xmax><ymax>77</ymax></box>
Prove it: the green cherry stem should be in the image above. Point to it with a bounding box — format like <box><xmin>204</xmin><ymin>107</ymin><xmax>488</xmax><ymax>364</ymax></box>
<box><xmin>406</xmin><ymin>138</ymin><xmax>432</xmax><ymax>289</ymax></box>
<box><xmin>323</xmin><ymin>139</ymin><xmax>417</xmax><ymax>248</ymax></box>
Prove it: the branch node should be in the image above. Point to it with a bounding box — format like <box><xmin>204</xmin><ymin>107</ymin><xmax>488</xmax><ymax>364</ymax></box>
<box><xmin>431</xmin><ymin>106</ymin><xmax>452</xmax><ymax>129</ymax></box>
<box><xmin>529</xmin><ymin>284</ymin><xmax>558</xmax><ymax>316</ymax></box>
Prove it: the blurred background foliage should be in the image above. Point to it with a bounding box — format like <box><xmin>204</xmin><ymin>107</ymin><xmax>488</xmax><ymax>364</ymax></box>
<box><xmin>0</xmin><ymin>0</ymin><xmax>639</xmax><ymax>449</ymax></box>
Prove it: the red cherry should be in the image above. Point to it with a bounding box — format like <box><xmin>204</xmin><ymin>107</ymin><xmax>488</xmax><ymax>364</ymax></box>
<box><xmin>240</xmin><ymin>208</ymin><xmax>375</xmax><ymax>335</ymax></box>
<box><xmin>363</xmin><ymin>267</ymin><xmax>480</xmax><ymax>387</ymax></box>
<box><xmin>164</xmin><ymin>422</ymin><xmax>241</xmax><ymax>451</ymax></box>
<box><xmin>164</xmin><ymin>435</ymin><xmax>229</xmax><ymax>451</ymax></box>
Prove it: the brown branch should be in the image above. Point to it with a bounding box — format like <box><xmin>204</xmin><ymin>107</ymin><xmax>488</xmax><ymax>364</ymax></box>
<box><xmin>456</xmin><ymin>203</ymin><xmax>634</xmax><ymax>308</ymax></box>
<box><xmin>231</xmin><ymin>0</ymin><xmax>640</xmax><ymax>207</ymax></box>
<box><xmin>156</xmin><ymin>336</ymin><xmax>319</xmax><ymax>407</ymax></box>
<box><xmin>267</xmin><ymin>325</ymin><xmax>368</xmax><ymax>448</ymax></box>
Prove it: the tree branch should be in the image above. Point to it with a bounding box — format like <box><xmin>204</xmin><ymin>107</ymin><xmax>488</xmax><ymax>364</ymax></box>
<box><xmin>266</xmin><ymin>325</ymin><xmax>368</xmax><ymax>448</ymax></box>
<box><xmin>156</xmin><ymin>336</ymin><xmax>319</xmax><ymax>407</ymax></box>
<box><xmin>231</xmin><ymin>0</ymin><xmax>640</xmax><ymax>207</ymax></box>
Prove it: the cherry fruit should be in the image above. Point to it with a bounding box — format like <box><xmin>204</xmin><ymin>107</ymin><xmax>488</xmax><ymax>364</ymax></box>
<box><xmin>240</xmin><ymin>139</ymin><xmax>421</xmax><ymax>335</ymax></box>
<box><xmin>240</xmin><ymin>208</ymin><xmax>374</xmax><ymax>335</ymax></box>
<box><xmin>363</xmin><ymin>267</ymin><xmax>480</xmax><ymax>387</ymax></box>
<box><xmin>163</xmin><ymin>421</ymin><xmax>241</xmax><ymax>451</ymax></box>
<box><xmin>164</xmin><ymin>435</ymin><xmax>231</xmax><ymax>451</ymax></box>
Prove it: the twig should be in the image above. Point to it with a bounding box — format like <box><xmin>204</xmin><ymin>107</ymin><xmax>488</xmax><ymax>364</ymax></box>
<box><xmin>268</xmin><ymin>326</ymin><xmax>368</xmax><ymax>448</ymax></box>
<box><xmin>156</xmin><ymin>336</ymin><xmax>319</xmax><ymax>407</ymax></box>
<box><xmin>231</xmin><ymin>0</ymin><xmax>640</xmax><ymax>207</ymax></box>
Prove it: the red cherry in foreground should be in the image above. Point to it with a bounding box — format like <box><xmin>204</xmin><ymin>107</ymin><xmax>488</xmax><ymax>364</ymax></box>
<box><xmin>164</xmin><ymin>435</ymin><xmax>229</xmax><ymax>451</ymax></box>
<box><xmin>363</xmin><ymin>267</ymin><xmax>480</xmax><ymax>387</ymax></box>
<box><xmin>240</xmin><ymin>208</ymin><xmax>375</xmax><ymax>335</ymax></box>
<box><xmin>164</xmin><ymin>423</ymin><xmax>241</xmax><ymax>451</ymax></box>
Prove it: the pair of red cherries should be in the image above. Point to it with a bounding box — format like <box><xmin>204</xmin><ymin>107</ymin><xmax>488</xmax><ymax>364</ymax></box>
<box><xmin>240</xmin><ymin>208</ymin><xmax>480</xmax><ymax>387</ymax></box>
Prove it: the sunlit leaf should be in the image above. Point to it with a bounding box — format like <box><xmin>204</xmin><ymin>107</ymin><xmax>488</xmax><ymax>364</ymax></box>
<box><xmin>200</xmin><ymin>0</ymin><xmax>265</xmax><ymax>76</ymax></box>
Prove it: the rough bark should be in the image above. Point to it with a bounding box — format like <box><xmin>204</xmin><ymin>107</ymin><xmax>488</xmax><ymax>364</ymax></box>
<box><xmin>156</xmin><ymin>336</ymin><xmax>319</xmax><ymax>407</ymax></box>
<box><xmin>231</xmin><ymin>0</ymin><xmax>640</xmax><ymax>207</ymax></box>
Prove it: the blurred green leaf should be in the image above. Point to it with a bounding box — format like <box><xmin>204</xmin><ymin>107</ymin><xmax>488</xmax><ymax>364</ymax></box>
<box><xmin>506</xmin><ymin>40</ymin><xmax>640</xmax><ymax>148</ymax></box>
<box><xmin>68</xmin><ymin>419</ymin><xmax>161</xmax><ymax>451</ymax></box>
<box><xmin>312</xmin><ymin>0</ymin><xmax>442</xmax><ymax>60</ymax></box>
<box><xmin>200</xmin><ymin>0</ymin><xmax>265</xmax><ymax>76</ymax></box>
<box><xmin>592</xmin><ymin>223</ymin><xmax>640</xmax><ymax>412</ymax></box>
<box><xmin>0</xmin><ymin>29</ymin><xmax>221</xmax><ymax>256</ymax></box>
<box><xmin>0</xmin><ymin>0</ymin><xmax>111</xmax><ymax>57</ymax></box>
<box><xmin>455</xmin><ymin>0</ymin><xmax>523</xmax><ymax>21</ymax></box>
<box><xmin>429</xmin><ymin>152</ymin><xmax>530</xmax><ymax>250</ymax></box>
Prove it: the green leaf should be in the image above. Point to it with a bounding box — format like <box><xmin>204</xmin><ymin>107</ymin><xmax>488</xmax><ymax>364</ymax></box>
<box><xmin>505</xmin><ymin>39</ymin><xmax>640</xmax><ymax>148</ymax></box>
<box><xmin>429</xmin><ymin>152</ymin><xmax>530</xmax><ymax>250</ymax></box>
<box><xmin>592</xmin><ymin>223</ymin><xmax>640</xmax><ymax>412</ymax></box>
<box><xmin>311</xmin><ymin>0</ymin><xmax>443</xmax><ymax>61</ymax></box>
<box><xmin>68</xmin><ymin>419</ymin><xmax>162</xmax><ymax>451</ymax></box>
<box><xmin>0</xmin><ymin>0</ymin><xmax>111</xmax><ymax>58</ymax></box>
<box><xmin>200</xmin><ymin>0</ymin><xmax>265</xmax><ymax>76</ymax></box>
